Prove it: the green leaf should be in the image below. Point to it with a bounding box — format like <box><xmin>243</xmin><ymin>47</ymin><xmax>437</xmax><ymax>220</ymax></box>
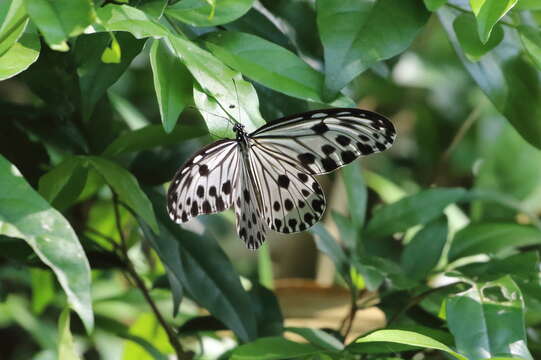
<box><xmin>519</xmin><ymin>25</ymin><xmax>541</xmax><ymax>71</ymax></box>
<box><xmin>103</xmin><ymin>124</ymin><xmax>205</xmax><ymax>157</ymax></box>
<box><xmin>0</xmin><ymin>30</ymin><xmax>40</xmax><ymax>80</ymax></box>
<box><xmin>516</xmin><ymin>0</ymin><xmax>541</xmax><ymax>9</ymax></box>
<box><xmin>38</xmin><ymin>157</ymin><xmax>88</xmax><ymax>210</ymax></box>
<box><xmin>469</xmin><ymin>0</ymin><xmax>517</xmax><ymax>44</ymax></box>
<box><xmin>400</xmin><ymin>217</ymin><xmax>448</xmax><ymax>280</ymax></box>
<box><xmin>316</xmin><ymin>0</ymin><xmax>429</xmax><ymax>99</ymax></box>
<box><xmin>58</xmin><ymin>309</ymin><xmax>82</xmax><ymax>360</ymax></box>
<box><xmin>86</xmin><ymin>156</ymin><xmax>159</xmax><ymax>233</ymax></box>
<box><xmin>0</xmin><ymin>0</ymin><xmax>28</xmax><ymax>56</ymax></box>
<box><xmin>310</xmin><ymin>224</ymin><xmax>350</xmax><ymax>284</ymax></box>
<box><xmin>75</xmin><ymin>32</ymin><xmax>145</xmax><ymax>121</ymax></box>
<box><xmin>205</xmin><ymin>31</ymin><xmax>352</xmax><ymax>106</ymax></box>
<box><xmin>142</xmin><ymin>190</ymin><xmax>258</xmax><ymax>342</ymax></box>
<box><xmin>149</xmin><ymin>38</ymin><xmax>193</xmax><ymax>133</ymax></box>
<box><xmin>166</xmin><ymin>0</ymin><xmax>255</xmax><ymax>27</ymax></box>
<box><xmin>96</xmin><ymin>4</ymin><xmax>170</xmax><ymax>39</ymax></box>
<box><xmin>249</xmin><ymin>284</ymin><xmax>283</xmax><ymax>337</ymax></box>
<box><xmin>446</xmin><ymin>276</ymin><xmax>533</xmax><ymax>359</ymax></box>
<box><xmin>439</xmin><ymin>6</ymin><xmax>541</xmax><ymax>150</ymax></box>
<box><xmin>365</xmin><ymin>188</ymin><xmax>466</xmax><ymax>238</ymax></box>
<box><xmin>23</xmin><ymin>0</ymin><xmax>95</xmax><ymax>51</ymax></box>
<box><xmin>231</xmin><ymin>337</ymin><xmax>323</xmax><ymax>360</ymax></box>
<box><xmin>101</xmin><ymin>33</ymin><xmax>121</xmax><ymax>63</ymax></box>
<box><xmin>457</xmin><ymin>251</ymin><xmax>540</xmax><ymax>280</ymax></box>
<box><xmin>286</xmin><ymin>327</ymin><xmax>344</xmax><ymax>351</ymax></box>
<box><xmin>0</xmin><ymin>155</ymin><xmax>93</xmax><ymax>332</ymax></box>
<box><xmin>122</xmin><ymin>313</ymin><xmax>173</xmax><ymax>360</ymax></box>
<box><xmin>352</xmin><ymin>329</ymin><xmax>467</xmax><ymax>360</ymax></box>
<box><xmin>31</xmin><ymin>268</ymin><xmax>55</xmax><ymax>315</ymax></box>
<box><xmin>448</xmin><ymin>223</ymin><xmax>541</xmax><ymax>261</ymax></box>
<box><xmin>424</xmin><ymin>0</ymin><xmax>447</xmax><ymax>11</ymax></box>
<box><xmin>342</xmin><ymin>161</ymin><xmax>367</xmax><ymax>228</ymax></box>
<box><xmin>169</xmin><ymin>35</ymin><xmax>265</xmax><ymax>136</ymax></box>
<box><xmin>453</xmin><ymin>13</ymin><xmax>504</xmax><ymax>61</ymax></box>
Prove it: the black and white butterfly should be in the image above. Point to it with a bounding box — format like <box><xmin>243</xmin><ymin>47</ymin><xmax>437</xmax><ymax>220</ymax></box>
<box><xmin>167</xmin><ymin>108</ymin><xmax>396</xmax><ymax>250</ymax></box>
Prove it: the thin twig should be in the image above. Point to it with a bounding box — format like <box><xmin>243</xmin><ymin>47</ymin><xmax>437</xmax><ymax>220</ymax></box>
<box><xmin>112</xmin><ymin>193</ymin><xmax>192</xmax><ymax>360</ymax></box>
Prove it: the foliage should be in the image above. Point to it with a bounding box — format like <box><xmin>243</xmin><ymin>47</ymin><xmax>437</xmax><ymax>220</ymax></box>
<box><xmin>0</xmin><ymin>0</ymin><xmax>540</xmax><ymax>359</ymax></box>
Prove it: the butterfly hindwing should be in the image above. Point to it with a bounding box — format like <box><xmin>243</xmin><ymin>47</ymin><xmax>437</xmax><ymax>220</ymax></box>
<box><xmin>251</xmin><ymin>108</ymin><xmax>395</xmax><ymax>175</ymax></box>
<box><xmin>167</xmin><ymin>139</ymin><xmax>239</xmax><ymax>224</ymax></box>
<box><xmin>249</xmin><ymin>143</ymin><xmax>326</xmax><ymax>235</ymax></box>
<box><xmin>234</xmin><ymin>158</ymin><xmax>267</xmax><ymax>250</ymax></box>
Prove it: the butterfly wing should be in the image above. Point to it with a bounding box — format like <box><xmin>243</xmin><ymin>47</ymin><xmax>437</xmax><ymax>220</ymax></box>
<box><xmin>250</xmin><ymin>108</ymin><xmax>395</xmax><ymax>175</ymax></box>
<box><xmin>167</xmin><ymin>139</ymin><xmax>240</xmax><ymax>223</ymax></box>
<box><xmin>248</xmin><ymin>143</ymin><xmax>326</xmax><ymax>235</ymax></box>
<box><xmin>233</xmin><ymin>155</ymin><xmax>267</xmax><ymax>250</ymax></box>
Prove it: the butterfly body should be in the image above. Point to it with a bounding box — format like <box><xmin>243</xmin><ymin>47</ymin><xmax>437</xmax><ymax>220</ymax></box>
<box><xmin>168</xmin><ymin>108</ymin><xmax>396</xmax><ymax>250</ymax></box>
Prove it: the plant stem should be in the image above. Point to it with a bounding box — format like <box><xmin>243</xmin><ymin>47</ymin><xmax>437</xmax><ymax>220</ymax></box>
<box><xmin>340</xmin><ymin>289</ymin><xmax>360</xmax><ymax>341</ymax></box>
<box><xmin>112</xmin><ymin>193</ymin><xmax>192</xmax><ymax>360</ymax></box>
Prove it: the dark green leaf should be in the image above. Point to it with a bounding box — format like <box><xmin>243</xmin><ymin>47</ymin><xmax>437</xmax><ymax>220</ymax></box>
<box><xmin>75</xmin><ymin>32</ymin><xmax>145</xmax><ymax>121</ymax></box>
<box><xmin>518</xmin><ymin>25</ymin><xmax>541</xmax><ymax>70</ymax></box>
<box><xmin>38</xmin><ymin>157</ymin><xmax>88</xmax><ymax>210</ymax></box>
<box><xmin>149</xmin><ymin>39</ymin><xmax>193</xmax><ymax>133</ymax></box>
<box><xmin>0</xmin><ymin>30</ymin><xmax>40</xmax><ymax>80</ymax></box>
<box><xmin>249</xmin><ymin>283</ymin><xmax>283</xmax><ymax>337</ymax></box>
<box><xmin>448</xmin><ymin>223</ymin><xmax>541</xmax><ymax>261</ymax></box>
<box><xmin>205</xmin><ymin>31</ymin><xmax>353</xmax><ymax>106</ymax></box>
<box><xmin>453</xmin><ymin>13</ymin><xmax>504</xmax><ymax>61</ymax></box>
<box><xmin>24</xmin><ymin>0</ymin><xmax>95</xmax><ymax>51</ymax></box>
<box><xmin>103</xmin><ymin>124</ymin><xmax>205</xmax><ymax>157</ymax></box>
<box><xmin>165</xmin><ymin>0</ymin><xmax>255</xmax><ymax>27</ymax></box>
<box><xmin>310</xmin><ymin>224</ymin><xmax>350</xmax><ymax>284</ymax></box>
<box><xmin>457</xmin><ymin>251</ymin><xmax>540</xmax><ymax>281</ymax></box>
<box><xmin>342</xmin><ymin>161</ymin><xmax>367</xmax><ymax>228</ymax></box>
<box><xmin>423</xmin><ymin>0</ymin><xmax>447</xmax><ymax>11</ymax></box>
<box><xmin>469</xmin><ymin>0</ymin><xmax>517</xmax><ymax>44</ymax></box>
<box><xmin>446</xmin><ymin>276</ymin><xmax>533</xmax><ymax>359</ymax></box>
<box><xmin>0</xmin><ymin>155</ymin><xmax>93</xmax><ymax>332</ymax></box>
<box><xmin>142</xmin><ymin>190</ymin><xmax>258</xmax><ymax>342</ymax></box>
<box><xmin>316</xmin><ymin>0</ymin><xmax>429</xmax><ymax>99</ymax></box>
<box><xmin>400</xmin><ymin>217</ymin><xmax>448</xmax><ymax>280</ymax></box>
<box><xmin>0</xmin><ymin>0</ymin><xmax>28</xmax><ymax>56</ymax></box>
<box><xmin>439</xmin><ymin>6</ymin><xmax>541</xmax><ymax>149</ymax></box>
<box><xmin>86</xmin><ymin>156</ymin><xmax>159</xmax><ymax>233</ymax></box>
<box><xmin>365</xmin><ymin>188</ymin><xmax>466</xmax><ymax>238</ymax></box>
<box><xmin>231</xmin><ymin>337</ymin><xmax>323</xmax><ymax>360</ymax></box>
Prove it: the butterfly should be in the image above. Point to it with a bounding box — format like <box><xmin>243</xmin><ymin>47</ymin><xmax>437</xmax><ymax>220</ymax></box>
<box><xmin>167</xmin><ymin>108</ymin><xmax>396</xmax><ymax>250</ymax></box>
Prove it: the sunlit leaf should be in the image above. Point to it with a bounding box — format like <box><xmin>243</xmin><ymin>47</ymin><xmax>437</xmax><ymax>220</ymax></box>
<box><xmin>469</xmin><ymin>0</ymin><xmax>517</xmax><ymax>44</ymax></box>
<box><xmin>0</xmin><ymin>155</ymin><xmax>93</xmax><ymax>332</ymax></box>
<box><xmin>0</xmin><ymin>30</ymin><xmax>40</xmax><ymax>80</ymax></box>
<box><xmin>58</xmin><ymin>309</ymin><xmax>82</xmax><ymax>360</ymax></box>
<box><xmin>166</xmin><ymin>0</ymin><xmax>255</xmax><ymax>27</ymax></box>
<box><xmin>0</xmin><ymin>0</ymin><xmax>28</xmax><ymax>56</ymax></box>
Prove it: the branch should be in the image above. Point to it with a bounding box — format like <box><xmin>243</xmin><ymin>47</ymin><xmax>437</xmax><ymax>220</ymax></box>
<box><xmin>112</xmin><ymin>193</ymin><xmax>193</xmax><ymax>360</ymax></box>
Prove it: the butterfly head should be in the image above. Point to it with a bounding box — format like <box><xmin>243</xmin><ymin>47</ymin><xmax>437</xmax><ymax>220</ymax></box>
<box><xmin>233</xmin><ymin>122</ymin><xmax>247</xmax><ymax>141</ymax></box>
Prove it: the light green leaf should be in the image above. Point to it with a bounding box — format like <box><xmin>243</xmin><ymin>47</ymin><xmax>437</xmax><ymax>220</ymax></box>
<box><xmin>24</xmin><ymin>0</ymin><xmax>95</xmax><ymax>51</ymax></box>
<box><xmin>0</xmin><ymin>155</ymin><xmax>93</xmax><ymax>332</ymax></box>
<box><xmin>353</xmin><ymin>329</ymin><xmax>467</xmax><ymax>360</ymax></box>
<box><xmin>516</xmin><ymin>0</ymin><xmax>541</xmax><ymax>9</ymax></box>
<box><xmin>150</xmin><ymin>38</ymin><xmax>193</xmax><ymax>133</ymax></box>
<box><xmin>96</xmin><ymin>4</ymin><xmax>170</xmax><ymax>39</ymax></box>
<box><xmin>0</xmin><ymin>30</ymin><xmax>40</xmax><ymax>80</ymax></box>
<box><xmin>58</xmin><ymin>309</ymin><xmax>82</xmax><ymax>360</ymax></box>
<box><xmin>0</xmin><ymin>0</ymin><xmax>29</xmax><ymax>56</ymax></box>
<box><xmin>86</xmin><ymin>156</ymin><xmax>159</xmax><ymax>233</ymax></box>
<box><xmin>231</xmin><ymin>337</ymin><xmax>322</xmax><ymax>360</ymax></box>
<box><xmin>316</xmin><ymin>0</ymin><xmax>429</xmax><ymax>99</ymax></box>
<box><xmin>519</xmin><ymin>25</ymin><xmax>541</xmax><ymax>70</ymax></box>
<box><xmin>31</xmin><ymin>269</ymin><xmax>55</xmax><ymax>315</ymax></box>
<box><xmin>454</xmin><ymin>13</ymin><xmax>504</xmax><ymax>61</ymax></box>
<box><xmin>447</xmin><ymin>276</ymin><xmax>533</xmax><ymax>359</ymax></box>
<box><xmin>469</xmin><ymin>0</ymin><xmax>517</xmax><ymax>43</ymax></box>
<box><xmin>365</xmin><ymin>188</ymin><xmax>466</xmax><ymax>238</ymax></box>
<box><xmin>122</xmin><ymin>313</ymin><xmax>173</xmax><ymax>360</ymax></box>
<box><xmin>166</xmin><ymin>0</ymin><xmax>255</xmax><ymax>27</ymax></box>
<box><xmin>169</xmin><ymin>35</ymin><xmax>264</xmax><ymax>136</ymax></box>
<box><xmin>206</xmin><ymin>31</ymin><xmax>354</xmax><ymax>107</ymax></box>
<box><xmin>101</xmin><ymin>33</ymin><xmax>121</xmax><ymax>63</ymax></box>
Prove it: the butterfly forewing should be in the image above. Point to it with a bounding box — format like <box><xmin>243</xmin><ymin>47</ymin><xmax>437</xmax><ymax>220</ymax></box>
<box><xmin>167</xmin><ymin>139</ymin><xmax>239</xmax><ymax>223</ymax></box>
<box><xmin>251</xmin><ymin>108</ymin><xmax>395</xmax><ymax>175</ymax></box>
<box><xmin>249</xmin><ymin>143</ymin><xmax>326</xmax><ymax>235</ymax></box>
